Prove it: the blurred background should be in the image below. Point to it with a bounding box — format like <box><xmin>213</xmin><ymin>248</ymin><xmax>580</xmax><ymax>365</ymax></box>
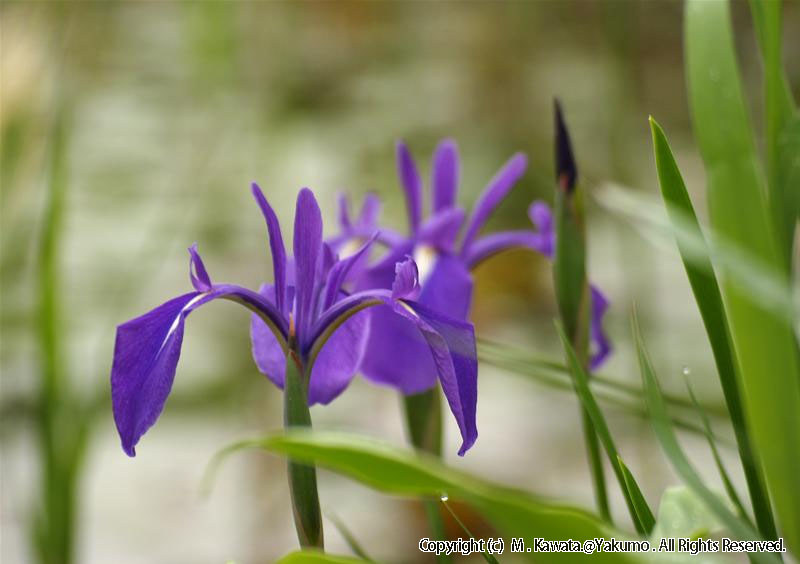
<box><xmin>1</xmin><ymin>1</ymin><xmax>798</xmax><ymax>562</ymax></box>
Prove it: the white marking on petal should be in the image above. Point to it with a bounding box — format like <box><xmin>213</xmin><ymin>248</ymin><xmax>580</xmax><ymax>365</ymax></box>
<box><xmin>412</xmin><ymin>244</ymin><xmax>437</xmax><ymax>286</ymax></box>
<box><xmin>156</xmin><ymin>293</ymin><xmax>206</xmax><ymax>357</ymax></box>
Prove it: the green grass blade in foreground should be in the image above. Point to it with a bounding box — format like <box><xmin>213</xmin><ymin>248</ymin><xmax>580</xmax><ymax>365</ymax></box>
<box><xmin>748</xmin><ymin>0</ymin><xmax>797</xmax><ymax>264</ymax></box>
<box><xmin>556</xmin><ymin>322</ymin><xmax>653</xmax><ymax>535</ymax></box>
<box><xmin>616</xmin><ymin>457</ymin><xmax>655</xmax><ymax>536</ymax></box>
<box><xmin>326</xmin><ymin>514</ymin><xmax>375</xmax><ymax>563</ymax></box>
<box><xmin>633</xmin><ymin>311</ymin><xmax>778</xmax><ymax>564</ymax></box>
<box><xmin>649</xmin><ymin>118</ymin><xmax>775</xmax><ymax>540</ymax></box>
<box><xmin>276</xmin><ymin>550</ymin><xmax>365</xmax><ymax>564</ymax></box>
<box><xmin>439</xmin><ymin>499</ymin><xmax>499</xmax><ymax>564</ymax></box>
<box><xmin>241</xmin><ymin>431</ymin><xmax>640</xmax><ymax>563</ymax></box>
<box><xmin>682</xmin><ymin>376</ymin><xmax>750</xmax><ymax>525</ymax></box>
<box><xmin>686</xmin><ymin>0</ymin><xmax>800</xmax><ymax>549</ymax></box>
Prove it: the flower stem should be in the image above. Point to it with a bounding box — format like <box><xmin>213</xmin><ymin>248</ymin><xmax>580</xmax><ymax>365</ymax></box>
<box><xmin>403</xmin><ymin>387</ymin><xmax>450</xmax><ymax>563</ymax></box>
<box><xmin>284</xmin><ymin>352</ymin><xmax>323</xmax><ymax>548</ymax></box>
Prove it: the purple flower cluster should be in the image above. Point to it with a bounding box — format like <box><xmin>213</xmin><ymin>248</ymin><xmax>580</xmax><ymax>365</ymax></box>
<box><xmin>110</xmin><ymin>140</ymin><xmax>611</xmax><ymax>459</ymax></box>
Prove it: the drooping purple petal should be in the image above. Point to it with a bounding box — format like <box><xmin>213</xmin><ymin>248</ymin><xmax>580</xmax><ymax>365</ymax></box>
<box><xmin>391</xmin><ymin>299</ymin><xmax>478</xmax><ymax>456</ymax></box>
<box><xmin>417</xmin><ymin>254</ymin><xmax>473</xmax><ymax>321</ymax></box>
<box><xmin>417</xmin><ymin>207</ymin><xmax>465</xmax><ymax>253</ymax></box>
<box><xmin>460</xmin><ymin>152</ymin><xmax>528</xmax><ymax>254</ymax></box>
<box><xmin>589</xmin><ymin>284</ymin><xmax>612</xmax><ymax>370</ymax></box>
<box><xmin>463</xmin><ymin>231</ymin><xmax>544</xmax><ymax>268</ymax></box>
<box><xmin>432</xmin><ymin>139</ymin><xmax>459</xmax><ymax>213</ymax></box>
<box><xmin>188</xmin><ymin>243</ymin><xmax>212</xmax><ymax>292</ymax></box>
<box><xmin>396</xmin><ymin>141</ymin><xmax>422</xmax><ymax>234</ymax></box>
<box><xmin>293</xmin><ymin>188</ymin><xmax>323</xmax><ymax>347</ymax></box>
<box><xmin>306</xmin><ymin>283</ymin><xmax>479</xmax><ymax>455</ymax></box>
<box><xmin>112</xmin><ymin>282</ymin><xmax>288</xmax><ymax>457</ymax></box>
<box><xmin>251</xmin><ymin>183</ymin><xmax>288</xmax><ymax>316</ymax></box>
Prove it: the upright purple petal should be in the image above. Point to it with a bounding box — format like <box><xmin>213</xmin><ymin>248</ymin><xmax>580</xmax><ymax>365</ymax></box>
<box><xmin>356</xmin><ymin>193</ymin><xmax>381</xmax><ymax>229</ymax></box>
<box><xmin>589</xmin><ymin>285</ymin><xmax>612</xmax><ymax>370</ymax></box>
<box><xmin>417</xmin><ymin>207</ymin><xmax>465</xmax><ymax>253</ymax></box>
<box><xmin>391</xmin><ymin>256</ymin><xmax>420</xmax><ymax>300</ymax></box>
<box><xmin>112</xmin><ymin>282</ymin><xmax>288</xmax><ymax>456</ymax></box>
<box><xmin>396</xmin><ymin>141</ymin><xmax>423</xmax><ymax>234</ymax></box>
<box><xmin>252</xmin><ymin>183</ymin><xmax>288</xmax><ymax>316</ymax></box>
<box><xmin>460</xmin><ymin>152</ymin><xmax>528</xmax><ymax>254</ymax></box>
<box><xmin>528</xmin><ymin>200</ymin><xmax>555</xmax><ymax>258</ymax></box>
<box><xmin>188</xmin><ymin>243</ymin><xmax>212</xmax><ymax>291</ymax></box>
<box><xmin>432</xmin><ymin>139</ymin><xmax>459</xmax><ymax>213</ymax></box>
<box><xmin>321</xmin><ymin>234</ymin><xmax>377</xmax><ymax>310</ymax></box>
<box><xmin>337</xmin><ymin>193</ymin><xmax>352</xmax><ymax>230</ymax></box>
<box><xmin>293</xmin><ymin>188</ymin><xmax>323</xmax><ymax>346</ymax></box>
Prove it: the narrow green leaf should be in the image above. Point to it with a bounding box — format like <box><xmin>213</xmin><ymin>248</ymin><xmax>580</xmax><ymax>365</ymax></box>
<box><xmin>257</xmin><ymin>431</ymin><xmax>641</xmax><ymax>563</ymax></box>
<box><xmin>276</xmin><ymin>550</ymin><xmax>365</xmax><ymax>564</ymax></box>
<box><xmin>686</xmin><ymin>0</ymin><xmax>800</xmax><ymax>550</ymax></box>
<box><xmin>682</xmin><ymin>376</ymin><xmax>750</xmax><ymax>525</ymax></box>
<box><xmin>616</xmin><ymin>457</ymin><xmax>655</xmax><ymax>536</ymax></box>
<box><xmin>632</xmin><ymin>311</ymin><xmax>778</xmax><ymax>564</ymax></box>
<box><xmin>439</xmin><ymin>499</ymin><xmax>499</xmax><ymax>564</ymax></box>
<box><xmin>556</xmin><ymin>322</ymin><xmax>653</xmax><ymax>535</ymax></box>
<box><xmin>326</xmin><ymin>514</ymin><xmax>375</xmax><ymax>563</ymax></box>
<box><xmin>748</xmin><ymin>0</ymin><xmax>797</xmax><ymax>265</ymax></box>
<box><xmin>649</xmin><ymin>118</ymin><xmax>776</xmax><ymax>540</ymax></box>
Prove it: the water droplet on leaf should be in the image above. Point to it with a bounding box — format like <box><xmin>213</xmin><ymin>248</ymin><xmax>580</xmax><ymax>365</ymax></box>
<box><xmin>681</xmin><ymin>365</ymin><xmax>690</xmax><ymax>376</ymax></box>
<box><xmin>440</xmin><ymin>493</ymin><xmax>449</xmax><ymax>502</ymax></box>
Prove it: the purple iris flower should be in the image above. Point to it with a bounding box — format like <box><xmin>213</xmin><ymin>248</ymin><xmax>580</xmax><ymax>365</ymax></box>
<box><xmin>111</xmin><ymin>184</ymin><xmax>478</xmax><ymax>457</ymax></box>
<box><xmin>334</xmin><ymin>140</ymin><xmax>611</xmax><ymax>397</ymax></box>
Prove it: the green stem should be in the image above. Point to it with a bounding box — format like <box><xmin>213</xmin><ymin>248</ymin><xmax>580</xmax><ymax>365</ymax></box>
<box><xmin>403</xmin><ymin>388</ymin><xmax>449</xmax><ymax>563</ymax></box>
<box><xmin>581</xmin><ymin>408</ymin><xmax>610</xmax><ymax>522</ymax></box>
<box><xmin>284</xmin><ymin>352</ymin><xmax>323</xmax><ymax>549</ymax></box>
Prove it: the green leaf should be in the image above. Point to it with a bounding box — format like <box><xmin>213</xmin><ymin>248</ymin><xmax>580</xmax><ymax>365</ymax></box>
<box><xmin>649</xmin><ymin>487</ymin><xmax>727</xmax><ymax>564</ymax></box>
<box><xmin>254</xmin><ymin>430</ymin><xmax>641</xmax><ymax>563</ymax></box>
<box><xmin>617</xmin><ymin>457</ymin><xmax>655</xmax><ymax>536</ymax></box>
<box><xmin>649</xmin><ymin>118</ymin><xmax>775</xmax><ymax>540</ymax></box>
<box><xmin>276</xmin><ymin>550</ymin><xmax>365</xmax><ymax>564</ymax></box>
<box><xmin>556</xmin><ymin>321</ymin><xmax>653</xmax><ymax>535</ymax></box>
<box><xmin>682</xmin><ymin>375</ymin><xmax>750</xmax><ymax>526</ymax></box>
<box><xmin>686</xmin><ymin>0</ymin><xmax>800</xmax><ymax>551</ymax></box>
<box><xmin>748</xmin><ymin>0</ymin><xmax>797</xmax><ymax>265</ymax></box>
<box><xmin>325</xmin><ymin>514</ymin><xmax>375</xmax><ymax>563</ymax></box>
<box><xmin>632</xmin><ymin>311</ymin><xmax>778</xmax><ymax>564</ymax></box>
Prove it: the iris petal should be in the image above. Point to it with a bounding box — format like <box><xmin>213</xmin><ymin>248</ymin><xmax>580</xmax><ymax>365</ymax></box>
<box><xmin>111</xmin><ymin>282</ymin><xmax>288</xmax><ymax>457</ymax></box>
<box><xmin>396</xmin><ymin>141</ymin><xmax>423</xmax><ymax>234</ymax></box>
<box><xmin>432</xmin><ymin>139</ymin><xmax>459</xmax><ymax>213</ymax></box>
<box><xmin>251</xmin><ymin>183</ymin><xmax>289</xmax><ymax>316</ymax></box>
<box><xmin>460</xmin><ymin>152</ymin><xmax>528</xmax><ymax>255</ymax></box>
<box><xmin>293</xmin><ymin>188</ymin><xmax>323</xmax><ymax>348</ymax></box>
<box><xmin>418</xmin><ymin>207</ymin><xmax>466</xmax><ymax>253</ymax></box>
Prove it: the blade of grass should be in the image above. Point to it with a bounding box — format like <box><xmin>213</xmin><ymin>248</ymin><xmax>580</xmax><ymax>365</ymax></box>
<box><xmin>615</xmin><ymin>456</ymin><xmax>655</xmax><ymax>535</ymax></box>
<box><xmin>686</xmin><ymin>0</ymin><xmax>800</xmax><ymax>550</ymax></box>
<box><xmin>633</xmin><ymin>310</ymin><xmax>778</xmax><ymax>564</ymax></box>
<box><xmin>439</xmin><ymin>498</ymin><xmax>499</xmax><ymax>564</ymax></box>
<box><xmin>682</xmin><ymin>375</ymin><xmax>751</xmax><ymax>526</ymax></box>
<box><xmin>649</xmin><ymin>118</ymin><xmax>776</xmax><ymax>541</ymax></box>
<box><xmin>556</xmin><ymin>321</ymin><xmax>654</xmax><ymax>535</ymax></box>
<box><xmin>326</xmin><ymin>513</ymin><xmax>375</xmax><ymax>563</ymax></box>
<box><xmin>275</xmin><ymin>550</ymin><xmax>365</xmax><ymax>564</ymax></box>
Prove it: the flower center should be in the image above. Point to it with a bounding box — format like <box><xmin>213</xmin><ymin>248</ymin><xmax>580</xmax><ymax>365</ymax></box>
<box><xmin>412</xmin><ymin>244</ymin><xmax>437</xmax><ymax>287</ymax></box>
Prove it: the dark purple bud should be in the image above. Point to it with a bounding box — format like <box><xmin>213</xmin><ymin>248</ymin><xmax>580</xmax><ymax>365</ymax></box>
<box><xmin>554</xmin><ymin>99</ymin><xmax>577</xmax><ymax>193</ymax></box>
